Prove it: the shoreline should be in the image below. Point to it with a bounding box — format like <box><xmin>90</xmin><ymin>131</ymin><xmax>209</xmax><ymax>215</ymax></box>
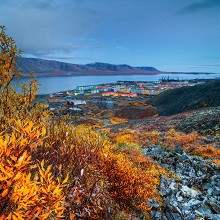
<box><xmin>21</xmin><ymin>71</ymin><xmax>217</xmax><ymax>78</ymax></box>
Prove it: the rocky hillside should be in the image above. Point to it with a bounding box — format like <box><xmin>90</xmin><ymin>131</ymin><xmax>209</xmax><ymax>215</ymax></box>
<box><xmin>144</xmin><ymin>140</ymin><xmax>220</xmax><ymax>220</ymax></box>
<box><xmin>149</xmin><ymin>79</ymin><xmax>220</xmax><ymax>116</ymax></box>
<box><xmin>16</xmin><ymin>57</ymin><xmax>160</xmax><ymax>76</ymax></box>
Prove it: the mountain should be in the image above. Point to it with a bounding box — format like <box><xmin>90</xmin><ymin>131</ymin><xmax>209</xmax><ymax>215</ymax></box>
<box><xmin>135</xmin><ymin>66</ymin><xmax>159</xmax><ymax>71</ymax></box>
<box><xmin>149</xmin><ymin>79</ymin><xmax>220</xmax><ymax>116</ymax></box>
<box><xmin>86</xmin><ymin>62</ymin><xmax>159</xmax><ymax>72</ymax></box>
<box><xmin>16</xmin><ymin>57</ymin><xmax>160</xmax><ymax>76</ymax></box>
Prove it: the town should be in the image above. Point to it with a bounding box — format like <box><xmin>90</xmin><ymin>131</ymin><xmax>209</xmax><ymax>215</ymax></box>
<box><xmin>37</xmin><ymin>78</ymin><xmax>213</xmax><ymax>123</ymax></box>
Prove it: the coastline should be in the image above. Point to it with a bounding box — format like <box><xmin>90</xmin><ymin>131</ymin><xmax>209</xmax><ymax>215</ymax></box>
<box><xmin>21</xmin><ymin>71</ymin><xmax>217</xmax><ymax>77</ymax></box>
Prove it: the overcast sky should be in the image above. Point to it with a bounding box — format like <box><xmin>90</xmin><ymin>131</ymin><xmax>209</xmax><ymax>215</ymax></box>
<box><xmin>0</xmin><ymin>0</ymin><xmax>220</xmax><ymax>73</ymax></box>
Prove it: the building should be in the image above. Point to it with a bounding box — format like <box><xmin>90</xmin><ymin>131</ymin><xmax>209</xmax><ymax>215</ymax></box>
<box><xmin>67</xmin><ymin>100</ymin><xmax>86</xmax><ymax>106</ymax></box>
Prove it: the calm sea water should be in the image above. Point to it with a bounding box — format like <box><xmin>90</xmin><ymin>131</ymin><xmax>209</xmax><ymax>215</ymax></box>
<box><xmin>17</xmin><ymin>73</ymin><xmax>220</xmax><ymax>94</ymax></box>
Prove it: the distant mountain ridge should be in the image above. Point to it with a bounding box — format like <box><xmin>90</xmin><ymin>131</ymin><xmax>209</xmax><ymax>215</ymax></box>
<box><xmin>86</xmin><ymin>62</ymin><xmax>159</xmax><ymax>72</ymax></box>
<box><xmin>16</xmin><ymin>57</ymin><xmax>160</xmax><ymax>76</ymax></box>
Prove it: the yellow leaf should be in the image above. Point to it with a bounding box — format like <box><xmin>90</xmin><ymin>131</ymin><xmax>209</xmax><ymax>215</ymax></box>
<box><xmin>17</xmin><ymin>151</ymin><xmax>27</xmax><ymax>166</ymax></box>
<box><xmin>42</xmin><ymin>127</ymin><xmax>46</xmax><ymax>136</ymax></box>
<box><xmin>28</xmin><ymin>121</ymin><xmax>33</xmax><ymax>130</ymax></box>
<box><xmin>58</xmin><ymin>164</ymin><xmax>62</xmax><ymax>171</ymax></box>
<box><xmin>12</xmin><ymin>212</ymin><xmax>23</xmax><ymax>219</ymax></box>
<box><xmin>41</xmin><ymin>187</ymin><xmax>47</xmax><ymax>194</ymax></box>
<box><xmin>26</xmin><ymin>173</ymin><xmax>31</xmax><ymax>182</ymax></box>
<box><xmin>40</xmin><ymin>160</ymin><xmax>45</xmax><ymax>169</ymax></box>
<box><xmin>46</xmin><ymin>165</ymin><xmax>52</xmax><ymax>173</ymax></box>
<box><xmin>38</xmin><ymin>168</ymin><xmax>44</xmax><ymax>179</ymax></box>
<box><xmin>14</xmin><ymin>172</ymin><xmax>21</xmax><ymax>181</ymax></box>
<box><xmin>53</xmin><ymin>184</ymin><xmax>61</xmax><ymax>195</ymax></box>
<box><xmin>62</xmin><ymin>173</ymin><xmax>69</xmax><ymax>184</ymax></box>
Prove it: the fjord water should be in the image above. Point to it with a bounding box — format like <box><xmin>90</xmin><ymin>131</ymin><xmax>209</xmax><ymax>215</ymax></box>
<box><xmin>18</xmin><ymin>73</ymin><xmax>220</xmax><ymax>94</ymax></box>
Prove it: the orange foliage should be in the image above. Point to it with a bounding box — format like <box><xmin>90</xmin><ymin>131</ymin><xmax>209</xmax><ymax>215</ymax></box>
<box><xmin>0</xmin><ymin>26</ymin><xmax>66</xmax><ymax>219</ymax></box>
<box><xmin>32</xmin><ymin>123</ymin><xmax>162</xmax><ymax>219</ymax></box>
<box><xmin>0</xmin><ymin>121</ymin><xmax>66</xmax><ymax>219</ymax></box>
<box><xmin>103</xmin><ymin>147</ymin><xmax>161</xmax><ymax>212</ymax></box>
<box><xmin>109</xmin><ymin>116</ymin><xmax>128</xmax><ymax>124</ymax></box>
<box><xmin>113</xmin><ymin>128</ymin><xmax>220</xmax><ymax>166</ymax></box>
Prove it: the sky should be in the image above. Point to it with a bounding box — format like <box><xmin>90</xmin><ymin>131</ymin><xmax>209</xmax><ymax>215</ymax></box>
<box><xmin>0</xmin><ymin>0</ymin><xmax>220</xmax><ymax>73</ymax></box>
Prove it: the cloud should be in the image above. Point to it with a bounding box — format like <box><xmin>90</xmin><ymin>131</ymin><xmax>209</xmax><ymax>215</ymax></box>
<box><xmin>177</xmin><ymin>0</ymin><xmax>220</xmax><ymax>14</ymax></box>
<box><xmin>202</xmin><ymin>64</ymin><xmax>220</xmax><ymax>67</ymax></box>
<box><xmin>37</xmin><ymin>55</ymin><xmax>89</xmax><ymax>61</ymax></box>
<box><xmin>188</xmin><ymin>64</ymin><xmax>220</xmax><ymax>68</ymax></box>
<box><xmin>0</xmin><ymin>0</ymin><xmax>103</xmax><ymax>58</ymax></box>
<box><xmin>54</xmin><ymin>56</ymin><xmax>88</xmax><ymax>60</ymax></box>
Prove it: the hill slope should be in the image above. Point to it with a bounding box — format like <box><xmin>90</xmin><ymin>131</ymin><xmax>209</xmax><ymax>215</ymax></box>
<box><xmin>149</xmin><ymin>79</ymin><xmax>220</xmax><ymax>115</ymax></box>
<box><xmin>16</xmin><ymin>57</ymin><xmax>160</xmax><ymax>76</ymax></box>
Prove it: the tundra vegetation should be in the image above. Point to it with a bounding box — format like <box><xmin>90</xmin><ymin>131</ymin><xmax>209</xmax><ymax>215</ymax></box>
<box><xmin>1</xmin><ymin>26</ymin><xmax>220</xmax><ymax>220</ymax></box>
<box><xmin>0</xmin><ymin>26</ymin><xmax>166</xmax><ymax>219</ymax></box>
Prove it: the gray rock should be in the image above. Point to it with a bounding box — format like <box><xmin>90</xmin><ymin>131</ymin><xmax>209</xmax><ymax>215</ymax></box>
<box><xmin>208</xmin><ymin>188</ymin><xmax>214</xmax><ymax>195</ymax></box>
<box><xmin>206</xmin><ymin>214</ymin><xmax>220</xmax><ymax>220</ymax></box>
<box><xmin>169</xmin><ymin>181</ymin><xmax>178</xmax><ymax>190</ymax></box>
<box><xmin>178</xmin><ymin>205</ymin><xmax>190</xmax><ymax>216</ymax></box>
<box><xmin>173</xmin><ymin>144</ymin><xmax>183</xmax><ymax>154</ymax></box>
<box><xmin>204</xmin><ymin>182</ymin><xmax>213</xmax><ymax>190</ymax></box>
<box><xmin>178</xmin><ymin>152</ymin><xmax>191</xmax><ymax>162</ymax></box>
<box><xmin>184</xmin><ymin>199</ymin><xmax>202</xmax><ymax>208</ymax></box>
<box><xmin>208</xmin><ymin>202</ymin><xmax>220</xmax><ymax>214</ymax></box>
<box><xmin>208</xmin><ymin>196</ymin><xmax>219</xmax><ymax>203</ymax></box>
<box><xmin>165</xmin><ymin>211</ymin><xmax>173</xmax><ymax>220</ymax></box>
<box><xmin>211</xmin><ymin>175</ymin><xmax>220</xmax><ymax>182</ymax></box>
<box><xmin>185</xmin><ymin>214</ymin><xmax>197</xmax><ymax>220</ymax></box>
<box><xmin>202</xmin><ymin>196</ymin><xmax>209</xmax><ymax>204</ymax></box>
<box><xmin>197</xmin><ymin>205</ymin><xmax>213</xmax><ymax>215</ymax></box>
<box><xmin>213</xmin><ymin>186</ymin><xmax>220</xmax><ymax>196</ymax></box>
<box><xmin>160</xmin><ymin>174</ymin><xmax>169</xmax><ymax>187</ymax></box>
<box><xmin>180</xmin><ymin>185</ymin><xmax>200</xmax><ymax>198</ymax></box>
<box><xmin>170</xmin><ymin>212</ymin><xmax>183</xmax><ymax>220</ymax></box>
<box><xmin>155</xmin><ymin>211</ymin><xmax>162</xmax><ymax>219</ymax></box>
<box><xmin>194</xmin><ymin>210</ymin><xmax>203</xmax><ymax>217</ymax></box>
<box><xmin>197</xmin><ymin>170</ymin><xmax>204</xmax><ymax>176</ymax></box>
<box><xmin>143</xmin><ymin>140</ymin><xmax>220</xmax><ymax>220</ymax></box>
<box><xmin>177</xmin><ymin>196</ymin><xmax>184</xmax><ymax>202</ymax></box>
<box><xmin>160</xmin><ymin>187</ymin><xmax>168</xmax><ymax>196</ymax></box>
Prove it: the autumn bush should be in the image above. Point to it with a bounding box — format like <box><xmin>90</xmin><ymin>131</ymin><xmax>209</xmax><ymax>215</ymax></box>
<box><xmin>0</xmin><ymin>26</ymin><xmax>163</xmax><ymax>219</ymax></box>
<box><xmin>33</xmin><ymin>121</ymin><xmax>164</xmax><ymax>219</ymax></box>
<box><xmin>0</xmin><ymin>123</ymin><xmax>67</xmax><ymax>219</ymax></box>
<box><xmin>0</xmin><ymin>25</ymin><xmax>68</xmax><ymax>219</ymax></box>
